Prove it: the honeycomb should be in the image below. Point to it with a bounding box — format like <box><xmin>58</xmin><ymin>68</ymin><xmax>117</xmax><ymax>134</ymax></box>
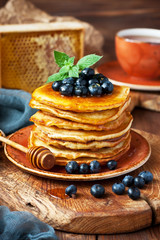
<box><xmin>1</xmin><ymin>29</ymin><xmax>84</xmax><ymax>93</ymax></box>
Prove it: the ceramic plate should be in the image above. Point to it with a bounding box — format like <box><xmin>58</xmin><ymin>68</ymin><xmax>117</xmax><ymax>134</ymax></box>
<box><xmin>4</xmin><ymin>126</ymin><xmax>151</xmax><ymax>181</ymax></box>
<box><xmin>97</xmin><ymin>61</ymin><xmax>160</xmax><ymax>91</ymax></box>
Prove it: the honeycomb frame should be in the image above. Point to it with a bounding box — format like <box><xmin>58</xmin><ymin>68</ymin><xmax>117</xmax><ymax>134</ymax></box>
<box><xmin>0</xmin><ymin>22</ymin><xmax>84</xmax><ymax>92</ymax></box>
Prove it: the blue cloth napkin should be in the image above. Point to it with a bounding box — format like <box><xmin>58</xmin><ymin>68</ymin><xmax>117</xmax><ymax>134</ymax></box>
<box><xmin>0</xmin><ymin>206</ymin><xmax>58</xmax><ymax>240</ymax></box>
<box><xmin>0</xmin><ymin>88</ymin><xmax>37</xmax><ymax>135</ymax></box>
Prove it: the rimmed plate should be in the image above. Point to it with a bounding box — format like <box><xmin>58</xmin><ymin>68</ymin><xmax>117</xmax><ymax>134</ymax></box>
<box><xmin>4</xmin><ymin>126</ymin><xmax>151</xmax><ymax>181</ymax></box>
<box><xmin>97</xmin><ymin>61</ymin><xmax>160</xmax><ymax>91</ymax></box>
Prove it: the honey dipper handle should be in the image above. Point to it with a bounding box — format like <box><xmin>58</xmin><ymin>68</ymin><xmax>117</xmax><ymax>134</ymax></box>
<box><xmin>0</xmin><ymin>135</ymin><xmax>28</xmax><ymax>153</ymax></box>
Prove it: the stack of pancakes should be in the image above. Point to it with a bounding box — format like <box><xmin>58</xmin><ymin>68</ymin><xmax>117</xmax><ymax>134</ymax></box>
<box><xmin>29</xmin><ymin>83</ymin><xmax>132</xmax><ymax>166</ymax></box>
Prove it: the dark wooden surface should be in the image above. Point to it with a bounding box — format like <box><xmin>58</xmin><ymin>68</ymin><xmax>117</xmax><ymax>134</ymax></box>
<box><xmin>1</xmin><ymin>0</ymin><xmax>160</xmax><ymax>239</ymax></box>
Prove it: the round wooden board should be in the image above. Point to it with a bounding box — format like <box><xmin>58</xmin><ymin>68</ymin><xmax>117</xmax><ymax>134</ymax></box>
<box><xmin>97</xmin><ymin>61</ymin><xmax>160</xmax><ymax>91</ymax></box>
<box><xmin>0</xmin><ymin>129</ymin><xmax>159</xmax><ymax>234</ymax></box>
<box><xmin>4</xmin><ymin>126</ymin><xmax>150</xmax><ymax>181</ymax></box>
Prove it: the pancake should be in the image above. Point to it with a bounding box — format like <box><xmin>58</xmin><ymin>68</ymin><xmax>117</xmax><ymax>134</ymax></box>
<box><xmin>31</xmin><ymin>83</ymin><xmax>130</xmax><ymax>112</ymax></box>
<box><xmin>33</xmin><ymin>113</ymin><xmax>132</xmax><ymax>143</ymax></box>
<box><xmin>32</xmin><ymin>126</ymin><xmax>130</xmax><ymax>150</ymax></box>
<box><xmin>29</xmin><ymin>131</ymin><xmax>131</xmax><ymax>159</ymax></box>
<box><xmin>54</xmin><ymin>144</ymin><xmax>130</xmax><ymax>166</ymax></box>
<box><xmin>29</xmin><ymin>97</ymin><xmax>131</xmax><ymax>125</ymax></box>
<box><xmin>30</xmin><ymin>111</ymin><xmax>131</xmax><ymax>131</ymax></box>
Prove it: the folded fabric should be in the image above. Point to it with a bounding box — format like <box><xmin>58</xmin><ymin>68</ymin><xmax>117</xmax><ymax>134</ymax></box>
<box><xmin>0</xmin><ymin>88</ymin><xmax>37</xmax><ymax>135</ymax></box>
<box><xmin>0</xmin><ymin>206</ymin><xmax>58</xmax><ymax>240</ymax></box>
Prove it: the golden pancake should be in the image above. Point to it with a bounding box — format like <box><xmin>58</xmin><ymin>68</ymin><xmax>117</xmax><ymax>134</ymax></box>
<box><xmin>54</xmin><ymin>144</ymin><xmax>130</xmax><ymax>166</ymax></box>
<box><xmin>29</xmin><ymin>97</ymin><xmax>131</xmax><ymax>125</ymax></box>
<box><xmin>29</xmin><ymin>131</ymin><xmax>131</xmax><ymax>159</ymax></box>
<box><xmin>30</xmin><ymin>111</ymin><xmax>131</xmax><ymax>131</ymax></box>
<box><xmin>33</xmin><ymin>113</ymin><xmax>132</xmax><ymax>143</ymax></box>
<box><xmin>32</xmin><ymin>126</ymin><xmax>130</xmax><ymax>150</ymax></box>
<box><xmin>31</xmin><ymin>83</ymin><xmax>130</xmax><ymax>112</ymax></box>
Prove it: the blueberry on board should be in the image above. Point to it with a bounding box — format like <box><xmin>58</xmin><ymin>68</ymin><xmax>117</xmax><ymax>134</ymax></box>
<box><xmin>90</xmin><ymin>184</ymin><xmax>105</xmax><ymax>198</ymax></box>
<box><xmin>88</xmin><ymin>78</ymin><xmax>99</xmax><ymax>85</ymax></box>
<box><xmin>122</xmin><ymin>175</ymin><xmax>134</xmax><ymax>187</ymax></box>
<box><xmin>65</xmin><ymin>185</ymin><xmax>77</xmax><ymax>197</ymax></box>
<box><xmin>80</xmin><ymin>68</ymin><xmax>95</xmax><ymax>79</ymax></box>
<box><xmin>106</xmin><ymin>160</ymin><xmax>117</xmax><ymax>170</ymax></box>
<box><xmin>62</xmin><ymin>77</ymin><xmax>75</xmax><ymax>85</ymax></box>
<box><xmin>79</xmin><ymin>163</ymin><xmax>89</xmax><ymax>174</ymax></box>
<box><xmin>89</xmin><ymin>160</ymin><xmax>101</xmax><ymax>173</ymax></box>
<box><xmin>75</xmin><ymin>77</ymin><xmax>88</xmax><ymax>86</ymax></box>
<box><xmin>65</xmin><ymin>161</ymin><xmax>79</xmax><ymax>174</ymax></box>
<box><xmin>138</xmin><ymin>171</ymin><xmax>153</xmax><ymax>184</ymax></box>
<box><xmin>52</xmin><ymin>81</ymin><xmax>62</xmax><ymax>91</ymax></box>
<box><xmin>88</xmin><ymin>83</ymin><xmax>102</xmax><ymax>96</ymax></box>
<box><xmin>74</xmin><ymin>86</ymin><xmax>88</xmax><ymax>96</ymax></box>
<box><xmin>112</xmin><ymin>183</ymin><xmax>125</xmax><ymax>195</ymax></box>
<box><xmin>128</xmin><ymin>187</ymin><xmax>140</xmax><ymax>200</ymax></box>
<box><xmin>60</xmin><ymin>84</ymin><xmax>73</xmax><ymax>96</ymax></box>
<box><xmin>134</xmin><ymin>176</ymin><xmax>145</xmax><ymax>188</ymax></box>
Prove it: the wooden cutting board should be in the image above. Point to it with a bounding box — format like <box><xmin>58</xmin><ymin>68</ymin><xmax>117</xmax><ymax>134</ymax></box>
<box><xmin>129</xmin><ymin>91</ymin><xmax>160</xmax><ymax>112</ymax></box>
<box><xmin>0</xmin><ymin>129</ymin><xmax>160</xmax><ymax>234</ymax></box>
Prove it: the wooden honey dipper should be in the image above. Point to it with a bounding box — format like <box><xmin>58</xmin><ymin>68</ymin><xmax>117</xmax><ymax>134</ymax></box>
<box><xmin>0</xmin><ymin>133</ymin><xmax>56</xmax><ymax>170</ymax></box>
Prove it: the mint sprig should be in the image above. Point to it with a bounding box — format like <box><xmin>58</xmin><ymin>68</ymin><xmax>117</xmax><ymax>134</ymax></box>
<box><xmin>46</xmin><ymin>51</ymin><xmax>102</xmax><ymax>83</ymax></box>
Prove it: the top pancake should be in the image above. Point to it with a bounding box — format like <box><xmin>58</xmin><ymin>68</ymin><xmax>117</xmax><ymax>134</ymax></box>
<box><xmin>31</xmin><ymin>83</ymin><xmax>130</xmax><ymax>112</ymax></box>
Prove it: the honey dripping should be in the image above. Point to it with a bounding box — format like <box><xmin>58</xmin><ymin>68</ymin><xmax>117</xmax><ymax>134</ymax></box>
<box><xmin>47</xmin><ymin>188</ymin><xmax>70</xmax><ymax>199</ymax></box>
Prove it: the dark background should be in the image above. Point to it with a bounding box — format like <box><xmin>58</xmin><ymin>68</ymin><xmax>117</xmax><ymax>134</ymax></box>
<box><xmin>1</xmin><ymin>0</ymin><xmax>160</xmax><ymax>62</ymax></box>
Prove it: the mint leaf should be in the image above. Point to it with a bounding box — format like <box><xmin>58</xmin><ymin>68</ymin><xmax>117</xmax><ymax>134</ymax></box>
<box><xmin>59</xmin><ymin>65</ymin><xmax>70</xmax><ymax>74</ymax></box>
<box><xmin>69</xmin><ymin>65</ymin><xmax>79</xmax><ymax>78</ymax></box>
<box><xmin>68</xmin><ymin>56</ymin><xmax>75</xmax><ymax>65</ymax></box>
<box><xmin>77</xmin><ymin>54</ymin><xmax>102</xmax><ymax>70</ymax></box>
<box><xmin>46</xmin><ymin>72</ymin><xmax>65</xmax><ymax>83</ymax></box>
<box><xmin>54</xmin><ymin>51</ymin><xmax>69</xmax><ymax>68</ymax></box>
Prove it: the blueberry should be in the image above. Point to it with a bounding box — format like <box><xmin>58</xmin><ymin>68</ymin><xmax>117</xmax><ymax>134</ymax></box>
<box><xmin>101</xmin><ymin>81</ymin><xmax>114</xmax><ymax>94</ymax></box>
<box><xmin>74</xmin><ymin>86</ymin><xmax>88</xmax><ymax>96</ymax></box>
<box><xmin>134</xmin><ymin>176</ymin><xmax>145</xmax><ymax>188</ymax></box>
<box><xmin>89</xmin><ymin>160</ymin><xmax>101</xmax><ymax>173</ymax></box>
<box><xmin>106</xmin><ymin>160</ymin><xmax>117</xmax><ymax>170</ymax></box>
<box><xmin>88</xmin><ymin>83</ymin><xmax>102</xmax><ymax>96</ymax></box>
<box><xmin>65</xmin><ymin>185</ymin><xmax>77</xmax><ymax>197</ymax></box>
<box><xmin>88</xmin><ymin>78</ymin><xmax>99</xmax><ymax>85</ymax></box>
<box><xmin>90</xmin><ymin>184</ymin><xmax>105</xmax><ymax>198</ymax></box>
<box><xmin>107</xmin><ymin>81</ymin><xmax>114</xmax><ymax>93</ymax></box>
<box><xmin>65</xmin><ymin>161</ymin><xmax>79</xmax><ymax>174</ymax></box>
<box><xmin>79</xmin><ymin>163</ymin><xmax>89</xmax><ymax>174</ymax></box>
<box><xmin>128</xmin><ymin>187</ymin><xmax>140</xmax><ymax>200</ymax></box>
<box><xmin>93</xmin><ymin>73</ymin><xmax>104</xmax><ymax>80</ymax></box>
<box><xmin>60</xmin><ymin>84</ymin><xmax>73</xmax><ymax>96</ymax></box>
<box><xmin>112</xmin><ymin>183</ymin><xmax>125</xmax><ymax>195</ymax></box>
<box><xmin>99</xmin><ymin>76</ymin><xmax>109</xmax><ymax>85</ymax></box>
<box><xmin>80</xmin><ymin>68</ymin><xmax>94</xmax><ymax>79</ymax></box>
<box><xmin>138</xmin><ymin>171</ymin><xmax>153</xmax><ymax>184</ymax></box>
<box><xmin>52</xmin><ymin>81</ymin><xmax>62</xmax><ymax>91</ymax></box>
<box><xmin>62</xmin><ymin>77</ymin><xmax>75</xmax><ymax>85</ymax></box>
<box><xmin>122</xmin><ymin>175</ymin><xmax>134</xmax><ymax>187</ymax></box>
<box><xmin>75</xmin><ymin>77</ymin><xmax>88</xmax><ymax>86</ymax></box>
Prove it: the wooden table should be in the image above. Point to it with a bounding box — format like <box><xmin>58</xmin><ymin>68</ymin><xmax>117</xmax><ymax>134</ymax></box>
<box><xmin>1</xmin><ymin>0</ymin><xmax>160</xmax><ymax>239</ymax></box>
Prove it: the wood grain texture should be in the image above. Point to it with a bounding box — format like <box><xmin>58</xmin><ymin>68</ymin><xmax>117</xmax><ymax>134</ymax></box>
<box><xmin>0</xmin><ymin>129</ymin><xmax>160</xmax><ymax>234</ymax></box>
<box><xmin>98</xmin><ymin>225</ymin><xmax>160</xmax><ymax>240</ymax></box>
<box><xmin>55</xmin><ymin>231</ymin><xmax>96</xmax><ymax>240</ymax></box>
<box><xmin>129</xmin><ymin>91</ymin><xmax>160</xmax><ymax>112</ymax></box>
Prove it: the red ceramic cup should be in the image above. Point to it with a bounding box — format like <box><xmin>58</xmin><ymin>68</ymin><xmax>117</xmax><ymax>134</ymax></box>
<box><xmin>115</xmin><ymin>28</ymin><xmax>160</xmax><ymax>79</ymax></box>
